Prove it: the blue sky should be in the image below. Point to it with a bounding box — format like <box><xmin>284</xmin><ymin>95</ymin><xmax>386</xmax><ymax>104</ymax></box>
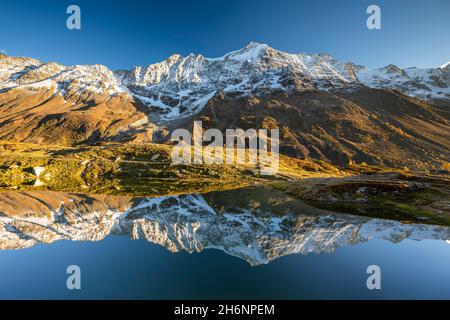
<box><xmin>0</xmin><ymin>0</ymin><xmax>449</xmax><ymax>70</ymax></box>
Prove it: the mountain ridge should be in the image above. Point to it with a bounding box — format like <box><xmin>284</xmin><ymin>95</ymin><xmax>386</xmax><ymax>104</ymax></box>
<box><xmin>1</xmin><ymin>189</ymin><xmax>449</xmax><ymax>265</ymax></box>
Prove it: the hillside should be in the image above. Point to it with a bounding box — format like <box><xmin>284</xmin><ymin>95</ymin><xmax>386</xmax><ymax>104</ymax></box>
<box><xmin>0</xmin><ymin>44</ymin><xmax>449</xmax><ymax>170</ymax></box>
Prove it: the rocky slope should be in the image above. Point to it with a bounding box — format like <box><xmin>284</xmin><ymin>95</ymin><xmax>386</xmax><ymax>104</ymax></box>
<box><xmin>0</xmin><ymin>188</ymin><xmax>449</xmax><ymax>265</ymax></box>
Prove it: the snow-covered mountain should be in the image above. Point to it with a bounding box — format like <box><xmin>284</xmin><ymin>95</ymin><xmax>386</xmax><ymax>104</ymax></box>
<box><xmin>0</xmin><ymin>55</ymin><xmax>126</xmax><ymax>101</ymax></box>
<box><xmin>1</xmin><ymin>43</ymin><xmax>448</xmax><ymax>122</ymax></box>
<box><xmin>357</xmin><ymin>63</ymin><xmax>450</xmax><ymax>101</ymax></box>
<box><xmin>1</xmin><ymin>190</ymin><xmax>449</xmax><ymax>265</ymax></box>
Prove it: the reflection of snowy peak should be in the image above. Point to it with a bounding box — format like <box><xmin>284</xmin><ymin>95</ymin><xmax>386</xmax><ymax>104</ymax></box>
<box><xmin>1</xmin><ymin>44</ymin><xmax>449</xmax><ymax>121</ymax></box>
<box><xmin>1</xmin><ymin>191</ymin><xmax>449</xmax><ymax>266</ymax></box>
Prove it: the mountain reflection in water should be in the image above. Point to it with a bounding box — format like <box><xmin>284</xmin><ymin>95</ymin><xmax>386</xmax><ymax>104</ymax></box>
<box><xmin>0</xmin><ymin>187</ymin><xmax>449</xmax><ymax>266</ymax></box>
